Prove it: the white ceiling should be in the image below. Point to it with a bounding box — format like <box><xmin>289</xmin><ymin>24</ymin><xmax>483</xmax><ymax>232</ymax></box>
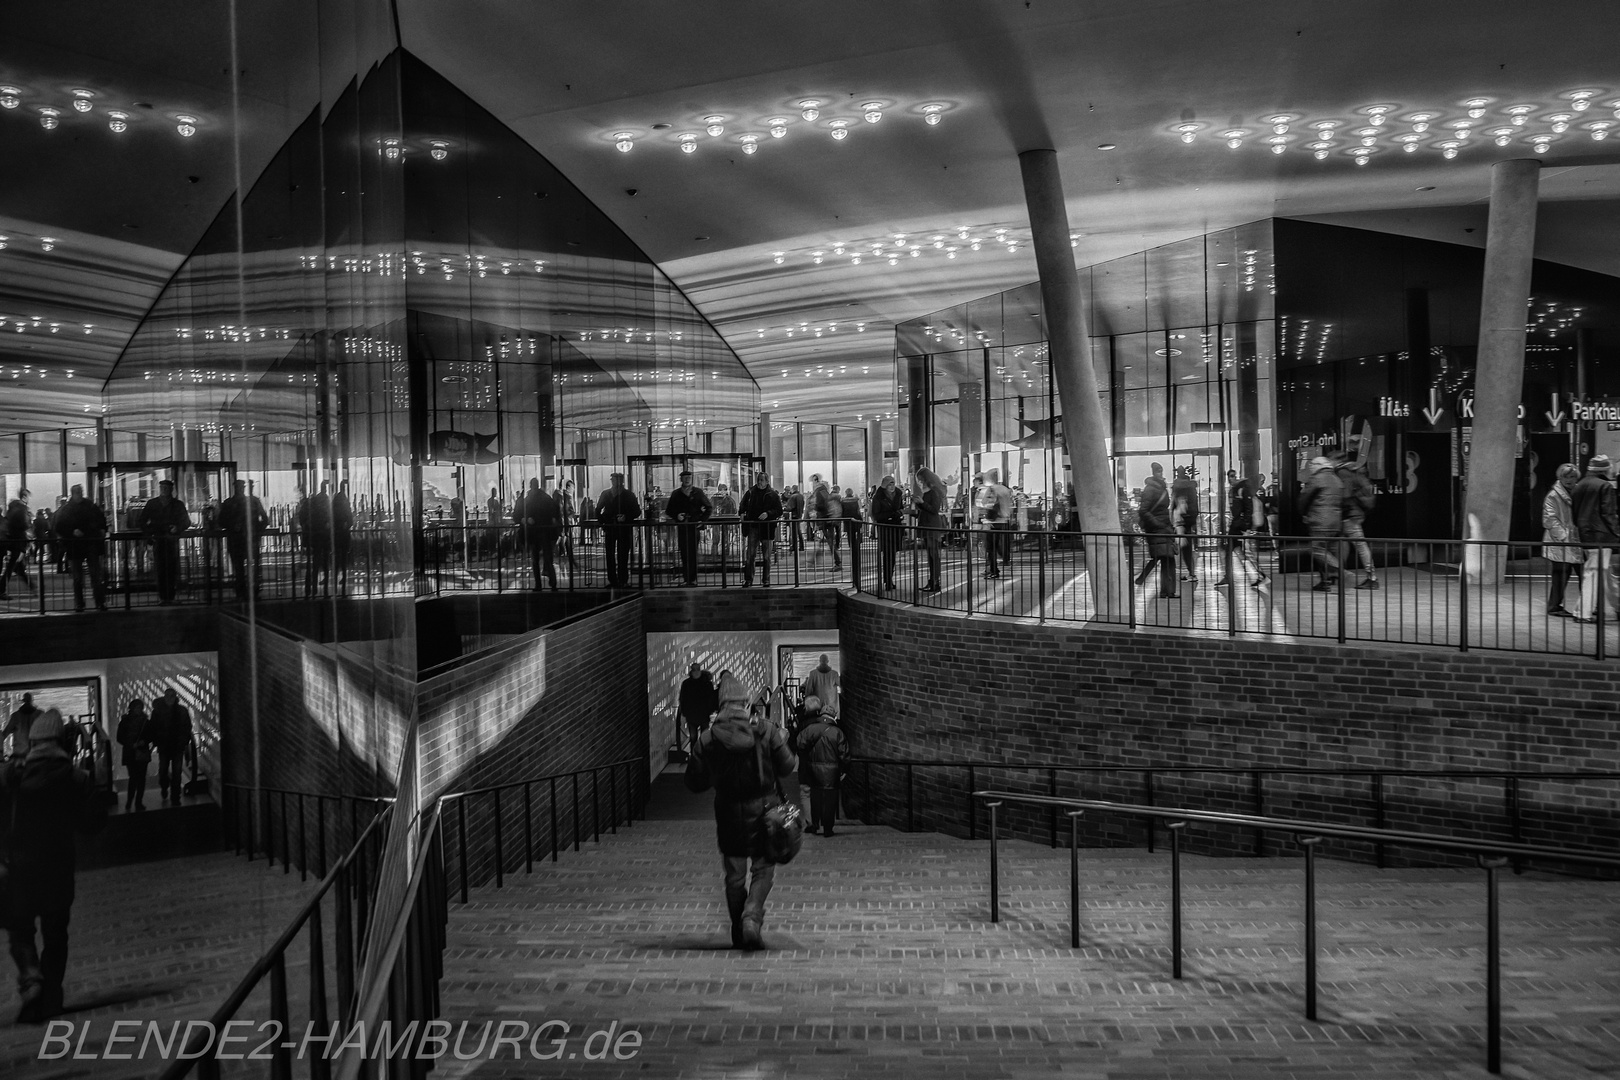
<box><xmin>4</xmin><ymin>0</ymin><xmax>1620</xmax><ymax>433</ymax></box>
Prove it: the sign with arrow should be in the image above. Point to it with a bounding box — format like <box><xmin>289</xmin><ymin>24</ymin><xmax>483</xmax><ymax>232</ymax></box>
<box><xmin>1422</xmin><ymin>387</ymin><xmax>1445</xmax><ymax>426</ymax></box>
<box><xmin>1545</xmin><ymin>393</ymin><xmax>1567</xmax><ymax>429</ymax></box>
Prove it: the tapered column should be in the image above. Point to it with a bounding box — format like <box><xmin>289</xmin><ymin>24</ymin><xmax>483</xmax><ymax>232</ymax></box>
<box><xmin>1465</xmin><ymin>158</ymin><xmax>1540</xmax><ymax>584</ymax></box>
<box><xmin>867</xmin><ymin>418</ymin><xmax>883</xmax><ymax>489</ymax></box>
<box><xmin>1019</xmin><ymin>149</ymin><xmax>1127</xmax><ymax>618</ymax></box>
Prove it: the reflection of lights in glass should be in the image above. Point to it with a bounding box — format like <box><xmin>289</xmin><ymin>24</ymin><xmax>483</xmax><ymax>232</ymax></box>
<box><xmin>799</xmin><ymin>99</ymin><xmax>821</xmax><ymax>122</ymax></box>
<box><xmin>704</xmin><ymin>115</ymin><xmax>725</xmax><ymax>137</ymax></box>
<box><xmin>381</xmin><ymin>137</ymin><xmax>403</xmax><ymax>162</ymax></box>
<box><xmin>107</xmin><ymin>110</ymin><xmax>128</xmax><ymax>133</ymax></box>
<box><xmin>1266</xmin><ymin>135</ymin><xmax>1289</xmax><ymax>154</ymax></box>
<box><xmin>1350</xmin><ymin>147</ymin><xmax>1374</xmax><ymax>165</ymax></box>
<box><xmin>612</xmin><ymin>132</ymin><xmax>634</xmax><ymax>152</ymax></box>
<box><xmin>0</xmin><ymin>86</ymin><xmax>19</xmax><ymax>110</ymax></box>
<box><xmin>861</xmin><ymin>102</ymin><xmax>883</xmax><ymax>124</ymax></box>
<box><xmin>811</xmin><ymin>251</ymin><xmax>824</xmax><ymax>264</ymax></box>
<box><xmin>768</xmin><ymin>118</ymin><xmax>788</xmax><ymax>138</ymax></box>
<box><xmin>829</xmin><ymin>119</ymin><xmax>849</xmax><ymax>140</ymax></box>
<box><xmin>1450</xmin><ymin>121</ymin><xmax>1474</xmax><ymax>138</ymax></box>
<box><xmin>741</xmin><ymin>133</ymin><xmax>759</xmax><ymax>154</ymax></box>
<box><xmin>923</xmin><ymin>103</ymin><xmax>945</xmax><ymax>126</ymax></box>
<box><xmin>832</xmin><ymin>245</ymin><xmax>845</xmax><ymax>255</ymax></box>
<box><xmin>38</xmin><ymin>107</ymin><xmax>59</xmax><ymax>130</ymax></box>
<box><xmin>678</xmin><ymin>133</ymin><xmax>698</xmax><ymax>154</ymax></box>
<box><xmin>1314</xmin><ymin>148</ymin><xmax>1329</xmax><ymax>160</ymax></box>
<box><xmin>176</xmin><ymin>114</ymin><xmax>198</xmax><ymax>137</ymax></box>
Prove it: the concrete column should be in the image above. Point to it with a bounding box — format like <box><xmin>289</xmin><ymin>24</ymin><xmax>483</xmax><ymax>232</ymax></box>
<box><xmin>1018</xmin><ymin>149</ymin><xmax>1127</xmax><ymax>618</ymax></box>
<box><xmin>758</xmin><ymin>411</ymin><xmax>771</xmax><ymax>476</ymax></box>
<box><xmin>866</xmin><ymin>418</ymin><xmax>883</xmax><ymax>490</ymax></box>
<box><xmin>1465</xmin><ymin>158</ymin><xmax>1539</xmax><ymax>585</ymax></box>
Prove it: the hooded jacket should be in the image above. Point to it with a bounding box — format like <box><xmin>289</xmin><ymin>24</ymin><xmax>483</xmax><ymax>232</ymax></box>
<box><xmin>1298</xmin><ymin>462</ymin><xmax>1344</xmax><ymax>533</ymax></box>
<box><xmin>684</xmin><ymin>702</ymin><xmax>797</xmax><ymax>857</ymax></box>
<box><xmin>795</xmin><ymin>717</ymin><xmax>849</xmax><ymax>788</ymax></box>
<box><xmin>1571</xmin><ymin>472</ymin><xmax>1620</xmax><ymax>545</ymax></box>
<box><xmin>801</xmin><ymin>663</ymin><xmax>839</xmax><ymax>707</ymax></box>
<box><xmin>1542</xmin><ymin>483</ymin><xmax>1583</xmax><ymax>563</ymax></box>
<box><xmin>0</xmin><ymin>745</ymin><xmax>106</xmax><ymax>904</ymax></box>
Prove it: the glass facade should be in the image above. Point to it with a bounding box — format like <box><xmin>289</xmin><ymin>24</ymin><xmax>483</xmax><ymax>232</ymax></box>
<box><xmin>898</xmin><ymin>219</ymin><xmax>1620</xmax><ymax>540</ymax></box>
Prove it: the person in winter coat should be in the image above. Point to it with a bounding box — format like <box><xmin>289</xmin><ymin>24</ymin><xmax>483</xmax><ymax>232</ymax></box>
<box><xmin>684</xmin><ymin>673</ymin><xmax>797</xmax><ymax>951</ymax></box>
<box><xmin>140</xmin><ymin>479</ymin><xmax>192</xmax><ymax>604</ymax></box>
<box><xmin>115</xmin><ymin>698</ymin><xmax>153</xmax><ymax>811</ymax></box>
<box><xmin>0</xmin><ymin>494</ymin><xmax>33</xmax><ymax>598</ymax></box>
<box><xmin>794</xmin><ymin>706</ymin><xmax>849</xmax><ymax>837</ymax></box>
<box><xmin>869</xmin><ymin>475</ymin><xmax>905</xmax><ymax>590</ymax></box>
<box><xmin>1132</xmin><ymin>463</ymin><xmax>1177</xmax><ymax>599</ymax></box>
<box><xmin>594</xmin><ymin>473</ymin><xmax>641</xmax><ymax>588</ymax></box>
<box><xmin>912</xmin><ymin>467</ymin><xmax>948</xmax><ymax>593</ymax></box>
<box><xmin>1</xmin><ymin>709</ymin><xmax>108</xmax><ymax>1022</ymax></box>
<box><xmin>737</xmin><ymin>473</ymin><xmax>783</xmax><ymax>586</ymax></box>
<box><xmin>1571</xmin><ymin>454</ymin><xmax>1620</xmax><ymax>622</ymax></box>
<box><xmin>840</xmin><ymin>488</ymin><xmax>863</xmax><ymax>556</ymax></box>
<box><xmin>665</xmin><ymin>470</ymin><xmax>713</xmax><ymax>585</ymax></box>
<box><xmin>677</xmin><ymin>663</ymin><xmax>717</xmax><ymax>754</ymax></box>
<box><xmin>801</xmin><ymin>654</ymin><xmax>839</xmax><ymax>712</ymax></box>
<box><xmin>787</xmin><ymin>486</ymin><xmax>807</xmax><ymax>551</ymax></box>
<box><xmin>1541</xmin><ymin>463</ymin><xmax>1584</xmax><ymax>618</ymax></box>
<box><xmin>1335</xmin><ymin>455</ymin><xmax>1379</xmax><ymax>590</ymax></box>
<box><xmin>52</xmin><ymin>485</ymin><xmax>108</xmax><ymax>612</ymax></box>
<box><xmin>218</xmin><ymin>480</ymin><xmax>270</xmax><ymax>601</ymax></box>
<box><xmin>150</xmin><ymin>687</ymin><xmax>193</xmax><ymax>806</ymax></box>
<box><xmin>808</xmin><ymin>476</ymin><xmax>843</xmax><ymax>569</ymax></box>
<box><xmin>978</xmin><ymin>470</ymin><xmax>1015</xmax><ymax>579</ymax></box>
<box><xmin>1170</xmin><ymin>466</ymin><xmax>1200</xmax><ymax>584</ymax></box>
<box><xmin>515</xmin><ymin>478</ymin><xmax>562</xmax><ymax>590</ymax></box>
<box><xmin>1297</xmin><ymin>456</ymin><xmax>1344</xmax><ymax>591</ymax></box>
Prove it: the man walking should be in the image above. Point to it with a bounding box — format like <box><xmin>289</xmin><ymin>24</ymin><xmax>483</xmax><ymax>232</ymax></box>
<box><xmin>738</xmin><ymin>473</ymin><xmax>782</xmax><ymax>586</ymax></box>
<box><xmin>677</xmin><ymin>663</ymin><xmax>717</xmax><ymax>755</ymax></box>
<box><xmin>1572</xmin><ymin>454</ymin><xmax>1620</xmax><ymax>623</ymax></box>
<box><xmin>665</xmin><ymin>469</ymin><xmax>712</xmax><ymax>585</ymax></box>
<box><xmin>801</xmin><ymin>653</ymin><xmax>840</xmax><ymax>714</ymax></box>
<box><xmin>869</xmin><ymin>475</ymin><xmax>904</xmax><ymax>590</ymax></box>
<box><xmin>1335</xmin><ymin>455</ymin><xmax>1379</xmax><ymax>589</ymax></box>
<box><xmin>140</xmin><ymin>479</ymin><xmax>191</xmax><ymax>605</ymax></box>
<box><xmin>332</xmin><ymin>480</ymin><xmax>354</xmax><ymax>590</ymax></box>
<box><xmin>150</xmin><ymin>687</ymin><xmax>193</xmax><ymax>806</ymax></box>
<box><xmin>515</xmin><ymin>478</ymin><xmax>562</xmax><ymax>590</ymax></box>
<box><xmin>53</xmin><ymin>485</ymin><xmax>107</xmax><ymax>612</ymax></box>
<box><xmin>595</xmin><ymin>473</ymin><xmax>641</xmax><ymax>587</ymax></box>
<box><xmin>978</xmin><ymin>470</ymin><xmax>1014</xmax><ymax>579</ymax></box>
<box><xmin>684</xmin><ymin>673</ymin><xmax>797</xmax><ymax>951</ymax></box>
<box><xmin>1214</xmin><ymin>470</ymin><xmax>1268</xmax><ymax>589</ymax></box>
<box><xmin>1132</xmin><ymin>463</ymin><xmax>1177</xmax><ymax>599</ymax></box>
<box><xmin>2</xmin><ymin>709</ymin><xmax>107</xmax><ymax>1022</ymax></box>
<box><xmin>795</xmin><ymin>705</ymin><xmax>849</xmax><ymax>837</ymax></box>
<box><xmin>218</xmin><ymin>480</ymin><xmax>269</xmax><ymax>601</ymax></box>
<box><xmin>1298</xmin><ymin>456</ymin><xmax>1344</xmax><ymax>592</ymax></box>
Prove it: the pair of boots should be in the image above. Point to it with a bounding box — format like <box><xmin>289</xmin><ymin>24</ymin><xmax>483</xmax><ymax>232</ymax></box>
<box><xmin>727</xmin><ymin>891</ymin><xmax>763</xmax><ymax>951</ymax></box>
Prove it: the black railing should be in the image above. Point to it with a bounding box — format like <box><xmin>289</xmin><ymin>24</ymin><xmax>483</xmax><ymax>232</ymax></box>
<box><xmin>974</xmin><ymin>790</ymin><xmax>1620</xmax><ymax>1075</ymax></box>
<box><xmin>157</xmin><ymin>806</ymin><xmax>393</xmax><ymax>1080</ymax></box>
<box><xmin>847</xmin><ymin>758</ymin><xmax>1620</xmax><ymax>869</ymax></box>
<box><xmin>440</xmin><ymin>756</ymin><xmax>647</xmax><ymax>902</ymax></box>
<box><xmin>221</xmin><ymin>783</ymin><xmax>393</xmax><ymax>882</ymax></box>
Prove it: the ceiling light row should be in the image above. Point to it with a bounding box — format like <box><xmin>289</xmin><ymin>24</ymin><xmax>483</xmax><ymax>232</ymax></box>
<box><xmin>754</xmin><ymin>321</ymin><xmax>871</xmax><ymax>341</ymax></box>
<box><xmin>1</xmin><ymin>84</ymin><xmax>202</xmax><ymax>136</ymax></box>
<box><xmin>377</xmin><ymin>137</ymin><xmax>455</xmax><ymax>162</ymax></box>
<box><xmin>769</xmin><ymin>224</ymin><xmax>1072</xmax><ymax>267</ymax></box>
<box><xmin>1168</xmin><ymin>90</ymin><xmax>1620</xmax><ymax>163</ymax></box>
<box><xmin>0</xmin><ymin>232</ymin><xmax>60</xmax><ymax>253</ymax></box>
<box><xmin>608</xmin><ymin>100</ymin><xmax>952</xmax><ymax>153</ymax></box>
<box><xmin>295</xmin><ymin>252</ymin><xmax>548</xmax><ymax>278</ymax></box>
<box><xmin>0</xmin><ymin>316</ymin><xmax>92</xmax><ymax>334</ymax></box>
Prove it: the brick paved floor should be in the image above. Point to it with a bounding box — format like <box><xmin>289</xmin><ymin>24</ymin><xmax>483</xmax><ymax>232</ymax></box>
<box><xmin>437</xmin><ymin>790</ymin><xmax>1620</xmax><ymax>1079</ymax></box>
<box><xmin>2</xmin><ymin>850</ymin><xmax>312</xmax><ymax>1080</ymax></box>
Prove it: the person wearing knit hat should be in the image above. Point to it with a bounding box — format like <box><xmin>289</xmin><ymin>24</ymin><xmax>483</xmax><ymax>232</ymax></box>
<box><xmin>794</xmin><ymin>700</ymin><xmax>849</xmax><ymax>838</ymax></box>
<box><xmin>1571</xmin><ymin>453</ymin><xmax>1620</xmax><ymax>622</ymax></box>
<box><xmin>685</xmin><ymin>669</ymin><xmax>797</xmax><ymax>950</ymax></box>
<box><xmin>1</xmin><ymin>707</ymin><xmax>107</xmax><ymax>1022</ymax></box>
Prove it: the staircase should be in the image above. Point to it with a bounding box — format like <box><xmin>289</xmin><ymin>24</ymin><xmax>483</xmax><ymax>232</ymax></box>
<box><xmin>436</xmin><ymin>777</ymin><xmax>1620</xmax><ymax>1077</ymax></box>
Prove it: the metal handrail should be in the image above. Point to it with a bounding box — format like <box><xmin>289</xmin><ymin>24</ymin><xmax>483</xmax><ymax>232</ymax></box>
<box><xmin>156</xmin><ymin>806</ymin><xmax>393</xmax><ymax>1080</ymax></box>
<box><xmin>220</xmin><ymin>782</ymin><xmax>393</xmax><ymax>880</ymax></box>
<box><xmin>973</xmin><ymin>790</ymin><xmax>1620</xmax><ymax>1075</ymax></box>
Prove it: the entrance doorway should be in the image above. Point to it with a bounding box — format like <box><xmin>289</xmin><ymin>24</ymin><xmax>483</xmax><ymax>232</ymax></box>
<box><xmin>1</xmin><ymin>677</ymin><xmax>107</xmax><ymax>794</ymax></box>
<box><xmin>1114</xmin><ymin>448</ymin><xmax>1228</xmax><ymax>533</ymax></box>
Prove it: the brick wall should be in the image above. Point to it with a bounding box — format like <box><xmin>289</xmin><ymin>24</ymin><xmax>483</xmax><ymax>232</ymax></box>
<box><xmin>642</xmin><ymin>586</ymin><xmax>839</xmax><ymax>633</ymax></box>
<box><xmin>418</xmin><ymin>596</ymin><xmax>647</xmax><ymax>888</ymax></box>
<box><xmin>838</xmin><ymin>593</ymin><xmax>1620</xmax><ymax>867</ymax></box>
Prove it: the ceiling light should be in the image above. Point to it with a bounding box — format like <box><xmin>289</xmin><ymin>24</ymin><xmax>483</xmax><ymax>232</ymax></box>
<box><xmin>107</xmin><ymin>110</ymin><xmax>129</xmax><ymax>133</ymax></box>
<box><xmin>1395</xmin><ymin>133</ymin><xmax>1422</xmax><ymax>152</ymax></box>
<box><xmin>678</xmin><ymin>133</ymin><xmax>698</xmax><ymax>154</ymax></box>
<box><xmin>829</xmin><ymin>119</ymin><xmax>849</xmax><ymax>140</ymax></box>
<box><xmin>612</xmin><ymin>131</ymin><xmax>634</xmax><ymax>152</ymax></box>
<box><xmin>772</xmin><ymin>251</ymin><xmax>785</xmax><ymax>264</ymax></box>
<box><xmin>923</xmin><ymin>103</ymin><xmax>945</xmax><ymax>126</ymax></box>
<box><xmin>799</xmin><ymin>99</ymin><xmax>821</xmax><ymax>122</ymax></box>
<box><xmin>40</xmin><ymin>237</ymin><xmax>56</xmax><ymax>251</ymax></box>
<box><xmin>1565</xmin><ymin>89</ymin><xmax>1602</xmax><ymax>111</ymax></box>
<box><xmin>833</xmin><ymin>244</ymin><xmax>845</xmax><ymax>255</ymax></box>
<box><xmin>1530</xmin><ymin>134</ymin><xmax>1555</xmax><ymax>153</ymax></box>
<box><xmin>1437</xmin><ymin>139</ymin><xmax>1462</xmax><ymax>159</ymax></box>
<box><xmin>1313</xmin><ymin>148</ymin><xmax>1329</xmax><ymax>160</ymax></box>
<box><xmin>1264</xmin><ymin>113</ymin><xmax>1297</xmax><ymax>134</ymax></box>
<box><xmin>1589</xmin><ymin>121</ymin><xmax>1615</xmax><ymax>140</ymax></box>
<box><xmin>1350</xmin><ymin>147</ymin><xmax>1374</xmax><ymax>165</ymax></box>
<box><xmin>1220</xmin><ymin>128</ymin><xmax>1246</xmax><ymax>149</ymax></box>
<box><xmin>1546</xmin><ymin>112</ymin><xmax>1574</xmax><ymax>132</ymax></box>
<box><xmin>1462</xmin><ymin>96</ymin><xmax>1492</xmax><ymax>119</ymax></box>
<box><xmin>1363</xmin><ymin>104</ymin><xmax>1396</xmax><ymax>125</ymax></box>
<box><xmin>0</xmin><ymin>86</ymin><xmax>19</xmax><ymax>109</ymax></box>
<box><xmin>704</xmin><ymin>115</ymin><xmax>725</xmax><ymax>137</ymax></box>
<box><xmin>768</xmin><ymin>117</ymin><xmax>788</xmax><ymax>138</ymax></box>
<box><xmin>430</xmin><ymin>139</ymin><xmax>450</xmax><ymax>160</ymax></box>
<box><xmin>1450</xmin><ymin>121</ymin><xmax>1474</xmax><ymax>138</ymax></box>
<box><xmin>741</xmin><ymin>133</ymin><xmax>760</xmax><ymax>155</ymax></box>
<box><xmin>861</xmin><ymin>102</ymin><xmax>883</xmax><ymax>124</ymax></box>
<box><xmin>38</xmin><ymin>106</ymin><xmax>59</xmax><ymax>130</ymax></box>
<box><xmin>70</xmin><ymin>88</ymin><xmax>96</xmax><ymax>113</ymax></box>
<box><xmin>175</xmin><ymin>114</ymin><xmax>198</xmax><ymax>137</ymax></box>
<box><xmin>811</xmin><ymin>251</ymin><xmax>824</xmax><ymax>264</ymax></box>
<box><xmin>1504</xmin><ymin>104</ymin><xmax>1535</xmax><ymax>125</ymax></box>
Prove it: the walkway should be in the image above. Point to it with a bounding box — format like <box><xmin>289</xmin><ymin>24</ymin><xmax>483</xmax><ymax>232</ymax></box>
<box><xmin>436</xmin><ymin>777</ymin><xmax>1620</xmax><ymax>1078</ymax></box>
<box><xmin>3</xmin><ymin>851</ymin><xmax>311</xmax><ymax>1079</ymax></box>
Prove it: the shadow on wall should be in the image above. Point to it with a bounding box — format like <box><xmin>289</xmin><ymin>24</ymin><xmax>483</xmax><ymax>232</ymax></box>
<box><xmin>106</xmin><ymin>652</ymin><xmax>219</xmax><ymax>788</ymax></box>
<box><xmin>646</xmin><ymin>632</ymin><xmax>772</xmax><ymax>773</ymax></box>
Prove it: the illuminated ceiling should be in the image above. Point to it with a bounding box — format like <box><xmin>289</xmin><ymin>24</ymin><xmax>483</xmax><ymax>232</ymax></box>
<box><xmin>3</xmin><ymin>0</ymin><xmax>1620</xmax><ymax>434</ymax></box>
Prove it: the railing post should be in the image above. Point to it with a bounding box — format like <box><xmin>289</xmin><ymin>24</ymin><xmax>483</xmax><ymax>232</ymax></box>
<box><xmin>1038</xmin><ymin>533</ymin><xmax>1047</xmax><ymax>623</ymax></box>
<box><xmin>1127</xmin><ymin>534</ymin><xmax>1138</xmax><ymax>630</ymax></box>
<box><xmin>1301</xmin><ymin>835</ymin><xmax>1321</xmax><ymax>1021</ymax></box>
<box><xmin>1048</xmin><ymin>768</ymin><xmax>1058</xmax><ymax>849</ymax></box>
<box><xmin>335</xmin><ymin>864</ymin><xmax>354</xmax><ymax>1026</ymax></box>
<box><xmin>1373</xmin><ymin>774</ymin><xmax>1386</xmax><ymax>869</ymax></box>
<box><xmin>1481</xmin><ymin>855</ymin><xmax>1507</xmax><ymax>1074</ymax></box>
<box><xmin>968</xmin><ymin>765</ymin><xmax>977</xmax><ymax>841</ymax></box>
<box><xmin>1505</xmin><ymin>776</ymin><xmax>1523</xmax><ymax>873</ymax></box>
<box><xmin>1169</xmin><ymin>821</ymin><xmax>1186</xmax><ymax>979</ymax></box>
<box><xmin>280</xmin><ymin>791</ymin><xmax>290</xmax><ymax>874</ymax></box>
<box><xmin>987</xmin><ymin>800</ymin><xmax>1001</xmax><ymax>924</ymax></box>
<box><xmin>593</xmin><ymin>768</ymin><xmax>601</xmax><ymax>843</ymax></box>
<box><xmin>906</xmin><ymin>763</ymin><xmax>915</xmax><ymax>833</ymax></box>
<box><xmin>1251</xmin><ymin>771</ymin><xmax>1265</xmax><ymax>857</ymax></box>
<box><xmin>269</xmin><ymin>952</ymin><xmax>292</xmax><ymax>1080</ymax></box>
<box><xmin>298</xmin><ymin>793</ymin><xmax>308</xmax><ymax>882</ymax></box>
<box><xmin>492</xmin><ymin>788</ymin><xmax>504</xmax><ymax>889</ymax></box>
<box><xmin>308</xmin><ymin>897</ymin><xmax>331</xmax><ymax>1080</ymax></box>
<box><xmin>1458</xmin><ymin>550</ymin><xmax>1470</xmax><ymax>653</ymax></box>
<box><xmin>1068</xmin><ymin>810</ymin><xmax>1084</xmax><ymax>949</ymax></box>
<box><xmin>610</xmin><ymin>766</ymin><xmax>619</xmax><ymax>834</ymax></box>
<box><xmin>457</xmin><ymin>796</ymin><xmax>469</xmax><ymax>903</ymax></box>
<box><xmin>1144</xmin><ymin>770</ymin><xmax>1156</xmax><ymax>853</ymax></box>
<box><xmin>1336</xmin><ymin>537</ymin><xmax>1348</xmax><ymax>643</ymax></box>
<box><xmin>572</xmin><ymin>772</ymin><xmax>581</xmax><ymax>851</ymax></box>
<box><xmin>966</xmin><ymin>527</ymin><xmax>974</xmax><ymax>614</ymax></box>
<box><xmin>550</xmin><ymin>776</ymin><xmax>559</xmax><ymax>862</ymax></box>
<box><xmin>524</xmin><ymin>781</ymin><xmax>534</xmax><ymax>874</ymax></box>
<box><xmin>318</xmin><ymin>796</ymin><xmax>328</xmax><ymax>878</ymax></box>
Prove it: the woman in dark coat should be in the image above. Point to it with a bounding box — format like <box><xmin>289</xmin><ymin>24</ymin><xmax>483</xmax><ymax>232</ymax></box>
<box><xmin>1133</xmin><ymin>463</ymin><xmax>1178</xmax><ymax>599</ymax></box>
<box><xmin>684</xmin><ymin>673</ymin><xmax>797</xmax><ymax>950</ymax></box>
<box><xmin>794</xmin><ymin>706</ymin><xmax>849</xmax><ymax>838</ymax></box>
<box><xmin>115</xmin><ymin>698</ymin><xmax>153</xmax><ymax>811</ymax></box>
